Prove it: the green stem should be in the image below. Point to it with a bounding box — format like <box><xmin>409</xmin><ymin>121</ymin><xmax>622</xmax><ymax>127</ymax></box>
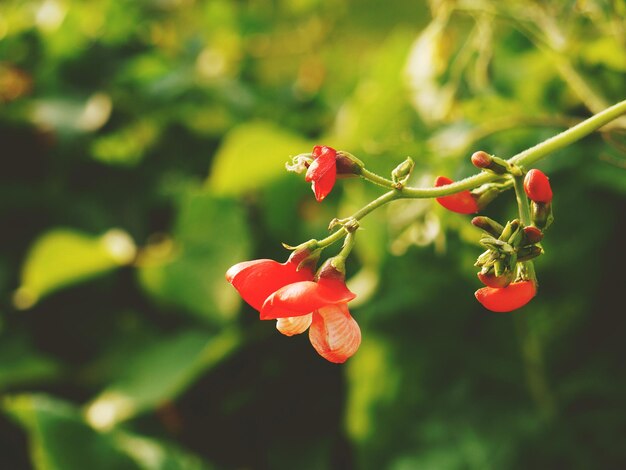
<box><xmin>336</xmin><ymin>231</ymin><xmax>357</xmax><ymax>260</ymax></box>
<box><xmin>359</xmin><ymin>168</ymin><xmax>396</xmax><ymax>189</ymax></box>
<box><xmin>314</xmin><ymin>100</ymin><xmax>626</xmax><ymax>248</ymax></box>
<box><xmin>512</xmin><ymin>174</ymin><xmax>555</xmax><ymax>417</ymax></box>
<box><xmin>316</xmin><ymin>190</ymin><xmax>398</xmax><ymax>248</ymax></box>
<box><xmin>512</xmin><ymin>175</ymin><xmax>537</xmax><ymax>283</ymax></box>
<box><xmin>397</xmin><ymin>99</ymin><xmax>626</xmax><ymax>198</ymax></box>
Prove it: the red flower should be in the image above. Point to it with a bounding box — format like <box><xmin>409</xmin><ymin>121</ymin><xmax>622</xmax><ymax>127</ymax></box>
<box><xmin>434</xmin><ymin>176</ymin><xmax>479</xmax><ymax>214</ymax></box>
<box><xmin>475</xmin><ymin>280</ymin><xmax>536</xmax><ymax>312</ymax></box>
<box><xmin>260</xmin><ymin>266</ymin><xmax>360</xmax><ymax>363</ymax></box>
<box><xmin>225</xmin><ymin>252</ymin><xmax>314</xmax><ymax>311</ymax></box>
<box><xmin>305</xmin><ymin>146</ymin><xmax>337</xmax><ymax>202</ymax></box>
<box><xmin>523</xmin><ymin>169</ymin><xmax>553</xmax><ymax>203</ymax></box>
<box><xmin>227</xmin><ymin>254</ymin><xmax>361</xmax><ymax>363</ymax></box>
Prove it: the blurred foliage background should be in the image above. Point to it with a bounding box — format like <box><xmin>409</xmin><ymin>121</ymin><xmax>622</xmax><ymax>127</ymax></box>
<box><xmin>1</xmin><ymin>0</ymin><xmax>625</xmax><ymax>468</ymax></box>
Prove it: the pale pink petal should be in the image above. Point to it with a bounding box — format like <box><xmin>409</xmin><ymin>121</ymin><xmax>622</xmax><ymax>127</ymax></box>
<box><xmin>309</xmin><ymin>304</ymin><xmax>361</xmax><ymax>363</ymax></box>
<box><xmin>276</xmin><ymin>314</ymin><xmax>312</xmax><ymax>336</ymax></box>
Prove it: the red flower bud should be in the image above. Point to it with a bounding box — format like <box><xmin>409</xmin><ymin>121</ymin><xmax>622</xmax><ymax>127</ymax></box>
<box><xmin>434</xmin><ymin>176</ymin><xmax>479</xmax><ymax>214</ymax></box>
<box><xmin>471</xmin><ymin>151</ymin><xmax>492</xmax><ymax>169</ymax></box>
<box><xmin>477</xmin><ymin>270</ymin><xmax>515</xmax><ymax>288</ymax></box>
<box><xmin>305</xmin><ymin>145</ymin><xmax>337</xmax><ymax>202</ymax></box>
<box><xmin>228</xmin><ymin>252</ymin><xmax>361</xmax><ymax>362</ymax></box>
<box><xmin>522</xmin><ymin>226</ymin><xmax>543</xmax><ymax>245</ymax></box>
<box><xmin>474</xmin><ymin>280</ymin><xmax>536</xmax><ymax>312</ymax></box>
<box><xmin>523</xmin><ymin>169</ymin><xmax>553</xmax><ymax>203</ymax></box>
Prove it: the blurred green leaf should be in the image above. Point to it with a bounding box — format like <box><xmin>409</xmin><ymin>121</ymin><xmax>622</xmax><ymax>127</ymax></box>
<box><xmin>84</xmin><ymin>328</ymin><xmax>240</xmax><ymax>428</ymax></box>
<box><xmin>331</xmin><ymin>30</ymin><xmax>416</xmax><ymax>152</ymax></box>
<box><xmin>14</xmin><ymin>229</ymin><xmax>136</xmax><ymax>309</ymax></box>
<box><xmin>208</xmin><ymin>121</ymin><xmax>311</xmax><ymax>196</ymax></box>
<box><xmin>0</xmin><ymin>335</ymin><xmax>61</xmax><ymax>391</ymax></box>
<box><xmin>3</xmin><ymin>394</ymin><xmax>211</xmax><ymax>470</ymax></box>
<box><xmin>346</xmin><ymin>334</ymin><xmax>399</xmax><ymax>442</ymax></box>
<box><xmin>112</xmin><ymin>431</ymin><xmax>212</xmax><ymax>470</ymax></box>
<box><xmin>579</xmin><ymin>37</ymin><xmax>626</xmax><ymax>72</ymax></box>
<box><xmin>137</xmin><ymin>190</ymin><xmax>250</xmax><ymax>322</ymax></box>
<box><xmin>3</xmin><ymin>394</ymin><xmax>138</xmax><ymax>470</ymax></box>
<box><xmin>91</xmin><ymin>120</ymin><xmax>159</xmax><ymax>167</ymax></box>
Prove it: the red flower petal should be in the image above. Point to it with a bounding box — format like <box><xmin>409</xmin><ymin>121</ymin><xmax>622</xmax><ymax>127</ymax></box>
<box><xmin>309</xmin><ymin>303</ymin><xmax>361</xmax><ymax>363</ymax></box>
<box><xmin>475</xmin><ymin>280</ymin><xmax>537</xmax><ymax>312</ymax></box>
<box><xmin>524</xmin><ymin>169</ymin><xmax>553</xmax><ymax>203</ymax></box>
<box><xmin>434</xmin><ymin>176</ymin><xmax>479</xmax><ymax>214</ymax></box>
<box><xmin>276</xmin><ymin>314</ymin><xmax>312</xmax><ymax>336</ymax></box>
<box><xmin>305</xmin><ymin>147</ymin><xmax>337</xmax><ymax>202</ymax></box>
<box><xmin>260</xmin><ymin>277</ymin><xmax>356</xmax><ymax>320</ymax></box>
<box><xmin>226</xmin><ymin>258</ymin><xmax>314</xmax><ymax>311</ymax></box>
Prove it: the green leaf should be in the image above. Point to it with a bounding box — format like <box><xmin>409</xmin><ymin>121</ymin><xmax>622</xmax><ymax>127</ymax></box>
<box><xmin>137</xmin><ymin>190</ymin><xmax>250</xmax><ymax>322</ymax></box>
<box><xmin>2</xmin><ymin>394</ymin><xmax>138</xmax><ymax>470</ymax></box>
<box><xmin>90</xmin><ymin>120</ymin><xmax>159</xmax><ymax>167</ymax></box>
<box><xmin>112</xmin><ymin>431</ymin><xmax>212</xmax><ymax>470</ymax></box>
<box><xmin>14</xmin><ymin>229</ymin><xmax>136</xmax><ymax>309</ymax></box>
<box><xmin>84</xmin><ymin>328</ymin><xmax>240</xmax><ymax>429</ymax></box>
<box><xmin>0</xmin><ymin>335</ymin><xmax>62</xmax><ymax>391</ymax></box>
<box><xmin>2</xmin><ymin>394</ymin><xmax>213</xmax><ymax>470</ymax></box>
<box><xmin>208</xmin><ymin>121</ymin><xmax>311</xmax><ymax>196</ymax></box>
<box><xmin>346</xmin><ymin>334</ymin><xmax>400</xmax><ymax>442</ymax></box>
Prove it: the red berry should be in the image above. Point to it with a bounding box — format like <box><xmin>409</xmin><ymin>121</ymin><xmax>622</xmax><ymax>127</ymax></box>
<box><xmin>474</xmin><ymin>280</ymin><xmax>536</xmax><ymax>312</ymax></box>
<box><xmin>524</xmin><ymin>169</ymin><xmax>553</xmax><ymax>203</ymax></box>
<box><xmin>434</xmin><ymin>176</ymin><xmax>479</xmax><ymax>214</ymax></box>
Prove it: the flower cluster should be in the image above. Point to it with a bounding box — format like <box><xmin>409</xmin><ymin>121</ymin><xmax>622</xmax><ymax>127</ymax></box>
<box><xmin>227</xmin><ymin>143</ymin><xmax>556</xmax><ymax>362</ymax></box>
<box><xmin>433</xmin><ymin>153</ymin><xmax>554</xmax><ymax>313</ymax></box>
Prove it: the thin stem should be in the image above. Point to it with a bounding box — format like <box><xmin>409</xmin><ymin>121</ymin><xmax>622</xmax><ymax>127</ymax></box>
<box><xmin>314</xmin><ymin>100</ymin><xmax>626</xmax><ymax>248</ymax></box>
<box><xmin>336</xmin><ymin>231</ymin><xmax>357</xmax><ymax>260</ymax></box>
<box><xmin>359</xmin><ymin>168</ymin><xmax>396</xmax><ymax>189</ymax></box>
<box><xmin>316</xmin><ymin>190</ymin><xmax>398</xmax><ymax>248</ymax></box>
<box><xmin>512</xmin><ymin>175</ymin><xmax>537</xmax><ymax>283</ymax></box>
<box><xmin>397</xmin><ymin>99</ymin><xmax>626</xmax><ymax>198</ymax></box>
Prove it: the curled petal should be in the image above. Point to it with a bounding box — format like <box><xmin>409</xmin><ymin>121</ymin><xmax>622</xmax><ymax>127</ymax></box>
<box><xmin>434</xmin><ymin>176</ymin><xmax>479</xmax><ymax>214</ymax></box>
<box><xmin>309</xmin><ymin>304</ymin><xmax>361</xmax><ymax>363</ymax></box>
<box><xmin>475</xmin><ymin>280</ymin><xmax>537</xmax><ymax>312</ymax></box>
<box><xmin>226</xmin><ymin>259</ymin><xmax>314</xmax><ymax>311</ymax></box>
<box><xmin>285</xmin><ymin>154</ymin><xmax>313</xmax><ymax>174</ymax></box>
<box><xmin>260</xmin><ymin>278</ymin><xmax>356</xmax><ymax>320</ymax></box>
<box><xmin>305</xmin><ymin>147</ymin><xmax>337</xmax><ymax>202</ymax></box>
<box><xmin>276</xmin><ymin>314</ymin><xmax>312</xmax><ymax>336</ymax></box>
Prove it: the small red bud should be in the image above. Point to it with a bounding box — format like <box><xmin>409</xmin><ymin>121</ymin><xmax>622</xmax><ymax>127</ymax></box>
<box><xmin>475</xmin><ymin>280</ymin><xmax>536</xmax><ymax>313</ymax></box>
<box><xmin>306</xmin><ymin>146</ymin><xmax>337</xmax><ymax>202</ymax></box>
<box><xmin>434</xmin><ymin>176</ymin><xmax>479</xmax><ymax>214</ymax></box>
<box><xmin>524</xmin><ymin>169</ymin><xmax>553</xmax><ymax>203</ymax></box>
<box><xmin>471</xmin><ymin>151</ymin><xmax>492</xmax><ymax>169</ymax></box>
<box><xmin>477</xmin><ymin>270</ymin><xmax>515</xmax><ymax>288</ymax></box>
<box><xmin>522</xmin><ymin>226</ymin><xmax>543</xmax><ymax>245</ymax></box>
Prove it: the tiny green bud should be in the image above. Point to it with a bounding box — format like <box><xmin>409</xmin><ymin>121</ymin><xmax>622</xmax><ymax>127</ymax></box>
<box><xmin>391</xmin><ymin>157</ymin><xmax>415</xmax><ymax>183</ymax></box>
<box><xmin>517</xmin><ymin>245</ymin><xmax>544</xmax><ymax>262</ymax></box>
<box><xmin>531</xmin><ymin>201</ymin><xmax>554</xmax><ymax>230</ymax></box>
<box><xmin>472</xmin><ymin>216</ymin><xmax>504</xmax><ymax>238</ymax></box>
